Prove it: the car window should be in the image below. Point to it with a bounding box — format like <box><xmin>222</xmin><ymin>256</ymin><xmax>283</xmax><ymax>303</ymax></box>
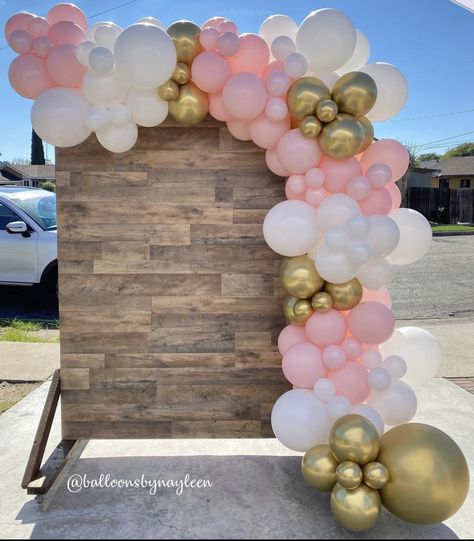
<box><xmin>10</xmin><ymin>194</ymin><xmax>56</xmax><ymax>230</ymax></box>
<box><xmin>0</xmin><ymin>202</ymin><xmax>21</xmax><ymax>230</ymax></box>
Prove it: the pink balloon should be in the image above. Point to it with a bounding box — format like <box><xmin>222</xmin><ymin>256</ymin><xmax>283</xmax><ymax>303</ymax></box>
<box><xmin>346</xmin><ymin>176</ymin><xmax>371</xmax><ymax>200</ymax></box>
<box><xmin>46</xmin><ymin>44</ymin><xmax>86</xmax><ymax>87</ymax></box>
<box><xmin>347</xmin><ymin>302</ymin><xmax>395</xmax><ymax>345</ymax></box>
<box><xmin>191</xmin><ymin>51</ymin><xmax>231</xmax><ymax>93</ymax></box>
<box><xmin>305</xmin><ymin>187</ymin><xmax>326</xmax><ymax>207</ymax></box>
<box><xmin>28</xmin><ymin>16</ymin><xmax>50</xmax><ymax>39</ymax></box>
<box><xmin>33</xmin><ymin>36</ymin><xmax>54</xmax><ymax>58</ymax></box>
<box><xmin>361</xmin><ymin>287</ymin><xmax>392</xmax><ymax>308</ymax></box>
<box><xmin>222</xmin><ymin>73</ymin><xmax>267</xmax><ymax>120</ymax></box>
<box><xmin>4</xmin><ymin>12</ymin><xmax>34</xmax><ymax>41</ymax></box>
<box><xmin>286</xmin><ymin>183</ymin><xmax>306</xmax><ymax>201</ymax></box>
<box><xmin>276</xmin><ymin>129</ymin><xmax>322</xmax><ymax>174</ymax></box>
<box><xmin>265</xmin><ymin>97</ymin><xmax>288</xmax><ymax>122</ymax></box>
<box><xmin>278</xmin><ymin>325</ymin><xmax>308</xmax><ymax>356</ymax></box>
<box><xmin>208</xmin><ymin>93</ymin><xmax>231</xmax><ymax>121</ymax></box>
<box><xmin>226</xmin><ymin>118</ymin><xmax>251</xmax><ymax>141</ymax></box>
<box><xmin>199</xmin><ymin>27</ymin><xmax>219</xmax><ymax>50</ymax></box>
<box><xmin>47</xmin><ymin>3</ymin><xmax>88</xmax><ymax>32</ymax></box>
<box><xmin>341</xmin><ymin>337</ymin><xmax>363</xmax><ymax>360</ymax></box>
<box><xmin>265</xmin><ymin>149</ymin><xmax>290</xmax><ymax>177</ymax></box>
<box><xmin>287</xmin><ymin>174</ymin><xmax>306</xmax><ymax>194</ymax></box>
<box><xmin>386</xmin><ymin>181</ymin><xmax>402</xmax><ymax>210</ymax></box>
<box><xmin>366</xmin><ymin>163</ymin><xmax>392</xmax><ymax>188</ymax></box>
<box><xmin>218</xmin><ymin>32</ymin><xmax>240</xmax><ymax>57</ymax></box>
<box><xmin>8</xmin><ymin>30</ymin><xmax>33</xmax><ymax>54</ymax></box>
<box><xmin>328</xmin><ymin>361</ymin><xmax>370</xmax><ymax>404</ymax></box>
<box><xmin>201</xmin><ymin>17</ymin><xmax>227</xmax><ymax>30</ymax></box>
<box><xmin>322</xmin><ymin>345</ymin><xmax>347</xmax><ymax>370</ymax></box>
<box><xmin>360</xmin><ymin>140</ymin><xmax>409</xmax><ymax>182</ymax></box>
<box><xmin>266</xmin><ymin>71</ymin><xmax>290</xmax><ymax>97</ymax></box>
<box><xmin>218</xmin><ymin>20</ymin><xmax>238</xmax><ymax>34</ymax></box>
<box><xmin>306</xmin><ymin>309</ymin><xmax>347</xmax><ymax>348</ymax></box>
<box><xmin>282</xmin><ymin>342</ymin><xmax>326</xmax><ymax>388</ymax></box>
<box><xmin>358</xmin><ymin>187</ymin><xmax>392</xmax><ymax>216</ymax></box>
<box><xmin>8</xmin><ymin>53</ymin><xmax>54</xmax><ymax>99</ymax></box>
<box><xmin>320</xmin><ymin>155</ymin><xmax>362</xmax><ymax>193</ymax></box>
<box><xmin>229</xmin><ymin>33</ymin><xmax>270</xmax><ymax>75</ymax></box>
<box><xmin>305</xmin><ymin>167</ymin><xmax>325</xmax><ymax>188</ymax></box>
<box><xmin>49</xmin><ymin>21</ymin><xmax>84</xmax><ymax>46</ymax></box>
<box><xmin>248</xmin><ymin>113</ymin><xmax>290</xmax><ymax>149</ymax></box>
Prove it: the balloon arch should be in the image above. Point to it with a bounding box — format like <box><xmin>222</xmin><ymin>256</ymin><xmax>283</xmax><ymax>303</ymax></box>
<box><xmin>4</xmin><ymin>3</ymin><xmax>469</xmax><ymax>532</ymax></box>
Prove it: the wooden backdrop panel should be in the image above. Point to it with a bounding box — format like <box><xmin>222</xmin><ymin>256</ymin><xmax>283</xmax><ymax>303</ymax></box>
<box><xmin>56</xmin><ymin>117</ymin><xmax>290</xmax><ymax>440</ymax></box>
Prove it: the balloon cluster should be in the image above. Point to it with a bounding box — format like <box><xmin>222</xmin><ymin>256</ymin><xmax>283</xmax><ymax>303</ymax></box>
<box><xmin>302</xmin><ymin>415</ymin><xmax>469</xmax><ymax>532</ymax></box>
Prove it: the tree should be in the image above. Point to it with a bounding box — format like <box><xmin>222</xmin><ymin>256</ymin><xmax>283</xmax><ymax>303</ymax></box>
<box><xmin>11</xmin><ymin>157</ymin><xmax>30</xmax><ymax>165</ymax></box>
<box><xmin>417</xmin><ymin>152</ymin><xmax>440</xmax><ymax>162</ymax></box>
<box><xmin>443</xmin><ymin>142</ymin><xmax>474</xmax><ymax>158</ymax></box>
<box><xmin>31</xmin><ymin>129</ymin><xmax>45</xmax><ymax>165</ymax></box>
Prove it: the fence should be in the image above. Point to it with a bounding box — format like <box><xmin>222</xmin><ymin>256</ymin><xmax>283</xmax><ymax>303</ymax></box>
<box><xmin>407</xmin><ymin>187</ymin><xmax>474</xmax><ymax>224</ymax></box>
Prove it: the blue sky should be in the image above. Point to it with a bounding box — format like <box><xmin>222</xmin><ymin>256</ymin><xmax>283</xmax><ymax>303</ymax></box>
<box><xmin>1</xmin><ymin>0</ymin><xmax>473</xmax><ymax>162</ymax></box>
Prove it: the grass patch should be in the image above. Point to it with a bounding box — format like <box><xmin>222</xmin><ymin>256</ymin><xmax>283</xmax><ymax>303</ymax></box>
<box><xmin>0</xmin><ymin>401</ymin><xmax>15</xmax><ymax>414</ymax></box>
<box><xmin>431</xmin><ymin>224</ymin><xmax>474</xmax><ymax>232</ymax></box>
<box><xmin>0</xmin><ymin>318</ymin><xmax>59</xmax><ymax>343</ymax></box>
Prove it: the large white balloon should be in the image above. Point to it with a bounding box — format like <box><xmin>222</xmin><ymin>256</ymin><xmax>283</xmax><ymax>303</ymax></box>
<box><xmin>318</xmin><ymin>194</ymin><xmax>361</xmax><ymax>231</ymax></box>
<box><xmin>360</xmin><ymin>63</ymin><xmax>408</xmax><ymax>121</ymax></box>
<box><xmin>356</xmin><ymin>257</ymin><xmax>393</xmax><ymax>289</ymax></box>
<box><xmin>380</xmin><ymin>326</ymin><xmax>442</xmax><ymax>386</ymax></box>
<box><xmin>271</xmin><ymin>389</ymin><xmax>330</xmax><ymax>452</ymax></box>
<box><xmin>137</xmin><ymin>17</ymin><xmax>166</xmax><ymax>31</ymax></box>
<box><xmin>259</xmin><ymin>14</ymin><xmax>298</xmax><ymax>45</ymax></box>
<box><xmin>367</xmin><ymin>215</ymin><xmax>400</xmax><ymax>258</ymax></box>
<box><xmin>83</xmin><ymin>70</ymin><xmax>128</xmax><ymax>107</ymax></box>
<box><xmin>85</xmin><ymin>106</ymin><xmax>109</xmax><ymax>131</ymax></box>
<box><xmin>95</xmin><ymin>24</ymin><xmax>121</xmax><ymax>50</ymax></box>
<box><xmin>296</xmin><ymin>9</ymin><xmax>356</xmax><ymax>73</ymax></box>
<box><xmin>96</xmin><ymin>121</ymin><xmax>138</xmax><ymax>153</ymax></box>
<box><xmin>367</xmin><ymin>380</ymin><xmax>417</xmax><ymax>426</ymax></box>
<box><xmin>125</xmin><ymin>88</ymin><xmax>168</xmax><ymax>127</ymax></box>
<box><xmin>114</xmin><ymin>23</ymin><xmax>176</xmax><ymax>89</ymax></box>
<box><xmin>263</xmin><ymin>200</ymin><xmax>320</xmax><ymax>257</ymax></box>
<box><xmin>336</xmin><ymin>30</ymin><xmax>370</xmax><ymax>75</ymax></box>
<box><xmin>387</xmin><ymin>208</ymin><xmax>432</xmax><ymax>265</ymax></box>
<box><xmin>31</xmin><ymin>88</ymin><xmax>91</xmax><ymax>147</ymax></box>
<box><xmin>315</xmin><ymin>246</ymin><xmax>355</xmax><ymax>283</ymax></box>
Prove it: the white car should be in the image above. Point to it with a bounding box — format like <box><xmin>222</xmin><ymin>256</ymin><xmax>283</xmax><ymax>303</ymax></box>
<box><xmin>0</xmin><ymin>187</ymin><xmax>57</xmax><ymax>295</ymax></box>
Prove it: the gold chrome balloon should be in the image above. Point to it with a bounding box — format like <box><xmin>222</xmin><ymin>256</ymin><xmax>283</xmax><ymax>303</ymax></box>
<box><xmin>167</xmin><ymin>20</ymin><xmax>202</xmax><ymax>63</ymax></box>
<box><xmin>171</xmin><ymin>62</ymin><xmax>191</xmax><ymax>85</ymax></box>
<box><xmin>169</xmin><ymin>82</ymin><xmax>208</xmax><ymax>125</ymax></box>
<box><xmin>324</xmin><ymin>278</ymin><xmax>363</xmax><ymax>311</ymax></box>
<box><xmin>287</xmin><ymin>77</ymin><xmax>331</xmax><ymax>120</ymax></box>
<box><xmin>331</xmin><ymin>482</ymin><xmax>381</xmax><ymax>532</ymax></box>
<box><xmin>319</xmin><ymin>114</ymin><xmax>364</xmax><ymax>160</ymax></box>
<box><xmin>316</xmin><ymin>99</ymin><xmax>338</xmax><ymax>123</ymax></box>
<box><xmin>158</xmin><ymin>79</ymin><xmax>179</xmax><ymax>102</ymax></box>
<box><xmin>301</xmin><ymin>444</ymin><xmax>339</xmax><ymax>491</ymax></box>
<box><xmin>357</xmin><ymin>116</ymin><xmax>374</xmax><ymax>154</ymax></box>
<box><xmin>336</xmin><ymin>461</ymin><xmax>363</xmax><ymax>490</ymax></box>
<box><xmin>363</xmin><ymin>462</ymin><xmax>389</xmax><ymax>490</ymax></box>
<box><xmin>378</xmin><ymin>423</ymin><xmax>470</xmax><ymax>525</ymax></box>
<box><xmin>331</xmin><ymin>71</ymin><xmax>378</xmax><ymax>118</ymax></box>
<box><xmin>330</xmin><ymin>415</ymin><xmax>380</xmax><ymax>465</ymax></box>
<box><xmin>293</xmin><ymin>299</ymin><xmax>314</xmax><ymax>323</ymax></box>
<box><xmin>311</xmin><ymin>292</ymin><xmax>333</xmax><ymax>313</ymax></box>
<box><xmin>279</xmin><ymin>256</ymin><xmax>325</xmax><ymax>298</ymax></box>
<box><xmin>300</xmin><ymin>115</ymin><xmax>322</xmax><ymax>138</ymax></box>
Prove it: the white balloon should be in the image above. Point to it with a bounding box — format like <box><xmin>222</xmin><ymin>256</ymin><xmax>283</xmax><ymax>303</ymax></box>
<box><xmin>114</xmin><ymin>23</ymin><xmax>176</xmax><ymax>89</ymax></box>
<box><xmin>383</xmin><ymin>355</ymin><xmax>407</xmax><ymax>380</ymax></box>
<box><xmin>96</xmin><ymin>121</ymin><xmax>138</xmax><ymax>153</ymax></box>
<box><xmin>315</xmin><ymin>246</ymin><xmax>355</xmax><ymax>283</ymax></box>
<box><xmin>309</xmin><ymin>71</ymin><xmax>339</xmax><ymax>91</ymax></box>
<box><xmin>125</xmin><ymin>88</ymin><xmax>168</xmax><ymax>127</ymax></box>
<box><xmin>360</xmin><ymin>63</ymin><xmax>408</xmax><ymax>121</ymax></box>
<box><xmin>85</xmin><ymin>21</ymin><xmax>122</xmax><ymax>43</ymax></box>
<box><xmin>95</xmin><ymin>24</ymin><xmax>121</xmax><ymax>50</ymax></box>
<box><xmin>356</xmin><ymin>257</ymin><xmax>393</xmax><ymax>289</ymax></box>
<box><xmin>263</xmin><ymin>200</ymin><xmax>320</xmax><ymax>257</ymax></box>
<box><xmin>89</xmin><ymin>46</ymin><xmax>114</xmax><ymax>73</ymax></box>
<box><xmin>31</xmin><ymin>88</ymin><xmax>91</xmax><ymax>147</ymax></box>
<box><xmin>259</xmin><ymin>14</ymin><xmax>298</xmax><ymax>45</ymax></box>
<box><xmin>380</xmin><ymin>326</ymin><xmax>442</xmax><ymax>386</ymax></box>
<box><xmin>387</xmin><ymin>208</ymin><xmax>432</xmax><ymax>265</ymax></box>
<box><xmin>346</xmin><ymin>240</ymin><xmax>371</xmax><ymax>265</ymax></box>
<box><xmin>271</xmin><ymin>35</ymin><xmax>295</xmax><ymax>61</ymax></box>
<box><xmin>346</xmin><ymin>214</ymin><xmax>370</xmax><ymax>238</ymax></box>
<box><xmin>367</xmin><ymin>215</ymin><xmax>400</xmax><ymax>258</ymax></box>
<box><xmin>85</xmin><ymin>106</ymin><xmax>109</xmax><ymax>131</ymax></box>
<box><xmin>367</xmin><ymin>380</ymin><xmax>417</xmax><ymax>426</ymax></box>
<box><xmin>284</xmin><ymin>52</ymin><xmax>308</xmax><ymax>79</ymax></box>
<box><xmin>368</xmin><ymin>367</ymin><xmax>392</xmax><ymax>391</ymax></box>
<box><xmin>271</xmin><ymin>389</ymin><xmax>330</xmax><ymax>452</ymax></box>
<box><xmin>296</xmin><ymin>9</ymin><xmax>356</xmax><ymax>72</ymax></box>
<box><xmin>83</xmin><ymin>70</ymin><xmax>128</xmax><ymax>107</ymax></box>
<box><xmin>76</xmin><ymin>40</ymin><xmax>95</xmax><ymax>67</ymax></box>
<box><xmin>325</xmin><ymin>227</ymin><xmax>349</xmax><ymax>252</ymax></box>
<box><xmin>313</xmin><ymin>378</ymin><xmax>336</xmax><ymax>403</ymax></box>
<box><xmin>318</xmin><ymin>194</ymin><xmax>361</xmax><ymax>231</ymax></box>
<box><xmin>327</xmin><ymin>395</ymin><xmax>351</xmax><ymax>421</ymax></box>
<box><xmin>336</xmin><ymin>30</ymin><xmax>370</xmax><ymax>75</ymax></box>
<box><xmin>351</xmin><ymin>404</ymin><xmax>384</xmax><ymax>436</ymax></box>
<box><xmin>137</xmin><ymin>17</ymin><xmax>166</xmax><ymax>31</ymax></box>
<box><xmin>361</xmin><ymin>349</ymin><xmax>383</xmax><ymax>370</ymax></box>
<box><xmin>109</xmin><ymin>103</ymin><xmax>132</xmax><ymax>125</ymax></box>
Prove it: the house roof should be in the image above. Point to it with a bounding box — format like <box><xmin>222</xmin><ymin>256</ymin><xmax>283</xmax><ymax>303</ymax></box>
<box><xmin>419</xmin><ymin>156</ymin><xmax>474</xmax><ymax>177</ymax></box>
<box><xmin>11</xmin><ymin>164</ymin><xmax>55</xmax><ymax>180</ymax></box>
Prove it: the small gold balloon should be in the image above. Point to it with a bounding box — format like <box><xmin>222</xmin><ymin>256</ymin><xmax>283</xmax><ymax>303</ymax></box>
<box><xmin>301</xmin><ymin>444</ymin><xmax>339</xmax><ymax>491</ymax></box>
<box><xmin>357</xmin><ymin>115</ymin><xmax>374</xmax><ymax>154</ymax></box>
<box><xmin>323</xmin><ymin>278</ymin><xmax>363</xmax><ymax>311</ymax></box>
<box><xmin>319</xmin><ymin>114</ymin><xmax>364</xmax><ymax>160</ymax></box>
<box><xmin>158</xmin><ymin>79</ymin><xmax>179</xmax><ymax>102</ymax></box>
<box><xmin>363</xmin><ymin>462</ymin><xmax>389</xmax><ymax>490</ymax></box>
<box><xmin>300</xmin><ymin>115</ymin><xmax>322</xmax><ymax>138</ymax></box>
<box><xmin>279</xmin><ymin>256</ymin><xmax>325</xmax><ymax>298</ymax></box>
<box><xmin>336</xmin><ymin>461</ymin><xmax>363</xmax><ymax>490</ymax></box>
<box><xmin>311</xmin><ymin>291</ymin><xmax>333</xmax><ymax>313</ymax></box>
<box><xmin>167</xmin><ymin>20</ymin><xmax>202</xmax><ymax>63</ymax></box>
<box><xmin>287</xmin><ymin>77</ymin><xmax>331</xmax><ymax>120</ymax></box>
<box><xmin>171</xmin><ymin>62</ymin><xmax>190</xmax><ymax>85</ymax></box>
<box><xmin>331</xmin><ymin>482</ymin><xmax>381</xmax><ymax>532</ymax></box>
<box><xmin>169</xmin><ymin>82</ymin><xmax>209</xmax><ymax>125</ymax></box>
<box><xmin>330</xmin><ymin>414</ymin><xmax>380</xmax><ymax>466</ymax></box>
<box><xmin>331</xmin><ymin>71</ymin><xmax>378</xmax><ymax>118</ymax></box>
<box><xmin>316</xmin><ymin>99</ymin><xmax>338</xmax><ymax>123</ymax></box>
<box><xmin>378</xmin><ymin>423</ymin><xmax>470</xmax><ymax>525</ymax></box>
<box><xmin>293</xmin><ymin>299</ymin><xmax>314</xmax><ymax>323</ymax></box>
<box><xmin>283</xmin><ymin>296</ymin><xmax>313</xmax><ymax>326</ymax></box>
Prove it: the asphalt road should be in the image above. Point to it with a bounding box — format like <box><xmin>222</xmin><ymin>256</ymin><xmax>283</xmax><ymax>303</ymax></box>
<box><xmin>0</xmin><ymin>285</ymin><xmax>58</xmax><ymax>321</ymax></box>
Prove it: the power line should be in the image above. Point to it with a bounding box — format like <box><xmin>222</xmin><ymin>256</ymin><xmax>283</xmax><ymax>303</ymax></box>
<box><xmin>389</xmin><ymin>108</ymin><xmax>474</xmax><ymax>122</ymax></box>
<box><xmin>415</xmin><ymin>130</ymin><xmax>474</xmax><ymax>149</ymax></box>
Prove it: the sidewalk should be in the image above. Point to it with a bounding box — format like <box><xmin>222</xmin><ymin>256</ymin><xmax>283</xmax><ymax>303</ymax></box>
<box><xmin>0</xmin><ymin>342</ymin><xmax>59</xmax><ymax>382</ymax></box>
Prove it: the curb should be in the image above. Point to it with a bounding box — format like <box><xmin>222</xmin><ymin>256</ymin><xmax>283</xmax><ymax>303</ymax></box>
<box><xmin>433</xmin><ymin>231</ymin><xmax>474</xmax><ymax>237</ymax></box>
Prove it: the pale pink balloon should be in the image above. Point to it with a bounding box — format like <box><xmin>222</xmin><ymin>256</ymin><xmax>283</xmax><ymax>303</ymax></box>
<box><xmin>278</xmin><ymin>325</ymin><xmax>308</xmax><ymax>356</ymax></box>
<box><xmin>47</xmin><ymin>3</ymin><xmax>88</xmax><ymax>32</ymax></box>
<box><xmin>265</xmin><ymin>149</ymin><xmax>290</xmax><ymax>177</ymax></box>
<box><xmin>305</xmin><ymin>187</ymin><xmax>326</xmax><ymax>207</ymax></box>
<box><xmin>229</xmin><ymin>33</ymin><xmax>270</xmax><ymax>75</ymax></box>
<box><xmin>208</xmin><ymin>93</ymin><xmax>231</xmax><ymax>121</ymax></box>
<box><xmin>28</xmin><ymin>16</ymin><xmax>50</xmax><ymax>38</ymax></box>
<box><xmin>49</xmin><ymin>21</ymin><xmax>84</xmax><ymax>46</ymax></box>
<box><xmin>322</xmin><ymin>345</ymin><xmax>346</xmax><ymax>370</ymax></box>
<box><xmin>341</xmin><ymin>337</ymin><xmax>363</xmax><ymax>360</ymax></box>
<box><xmin>222</xmin><ymin>73</ymin><xmax>267</xmax><ymax>120</ymax></box>
<box><xmin>305</xmin><ymin>168</ymin><xmax>325</xmax><ymax>188</ymax></box>
<box><xmin>8</xmin><ymin>53</ymin><xmax>54</xmax><ymax>99</ymax></box>
<box><xmin>347</xmin><ymin>302</ymin><xmax>395</xmax><ymax>345</ymax></box>
<box><xmin>360</xmin><ymin>140</ymin><xmax>409</xmax><ymax>182</ymax></box>
<box><xmin>287</xmin><ymin>174</ymin><xmax>306</xmax><ymax>194</ymax></box>
<box><xmin>361</xmin><ymin>287</ymin><xmax>392</xmax><ymax>308</ymax></box>
<box><xmin>33</xmin><ymin>36</ymin><xmax>54</xmax><ymax>58</ymax></box>
<box><xmin>346</xmin><ymin>176</ymin><xmax>371</xmax><ymax>200</ymax></box>
<box><xmin>201</xmin><ymin>17</ymin><xmax>227</xmax><ymax>30</ymax></box>
<box><xmin>320</xmin><ymin>155</ymin><xmax>362</xmax><ymax>193</ymax></box>
<box><xmin>282</xmin><ymin>342</ymin><xmax>326</xmax><ymax>388</ymax></box>
<box><xmin>4</xmin><ymin>12</ymin><xmax>34</xmax><ymax>41</ymax></box>
<box><xmin>218</xmin><ymin>32</ymin><xmax>240</xmax><ymax>57</ymax></box>
<box><xmin>386</xmin><ymin>181</ymin><xmax>402</xmax><ymax>210</ymax></box>
<box><xmin>358</xmin><ymin>187</ymin><xmax>392</xmax><ymax>216</ymax></box>
<box><xmin>286</xmin><ymin>183</ymin><xmax>306</xmax><ymax>201</ymax></box>
<box><xmin>265</xmin><ymin>97</ymin><xmax>288</xmax><ymax>122</ymax></box>
<box><xmin>328</xmin><ymin>361</ymin><xmax>370</xmax><ymax>404</ymax></box>
<box><xmin>199</xmin><ymin>27</ymin><xmax>219</xmax><ymax>50</ymax></box>
<box><xmin>46</xmin><ymin>44</ymin><xmax>86</xmax><ymax>87</ymax></box>
<box><xmin>248</xmin><ymin>113</ymin><xmax>290</xmax><ymax>149</ymax></box>
<box><xmin>306</xmin><ymin>309</ymin><xmax>347</xmax><ymax>348</ymax></box>
<box><xmin>276</xmin><ymin>129</ymin><xmax>322</xmax><ymax>174</ymax></box>
<box><xmin>218</xmin><ymin>20</ymin><xmax>238</xmax><ymax>34</ymax></box>
<box><xmin>262</xmin><ymin>60</ymin><xmax>285</xmax><ymax>82</ymax></box>
<box><xmin>366</xmin><ymin>163</ymin><xmax>392</xmax><ymax>188</ymax></box>
<box><xmin>226</xmin><ymin>118</ymin><xmax>251</xmax><ymax>141</ymax></box>
<box><xmin>266</xmin><ymin>71</ymin><xmax>290</xmax><ymax>97</ymax></box>
<box><xmin>191</xmin><ymin>51</ymin><xmax>231</xmax><ymax>93</ymax></box>
<box><xmin>8</xmin><ymin>30</ymin><xmax>33</xmax><ymax>54</ymax></box>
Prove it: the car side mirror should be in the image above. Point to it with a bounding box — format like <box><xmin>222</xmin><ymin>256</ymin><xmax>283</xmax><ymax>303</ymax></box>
<box><xmin>6</xmin><ymin>221</ymin><xmax>30</xmax><ymax>237</ymax></box>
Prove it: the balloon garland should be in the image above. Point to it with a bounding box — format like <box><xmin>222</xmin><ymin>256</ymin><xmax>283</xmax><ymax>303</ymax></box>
<box><xmin>4</xmin><ymin>4</ymin><xmax>469</xmax><ymax>531</ymax></box>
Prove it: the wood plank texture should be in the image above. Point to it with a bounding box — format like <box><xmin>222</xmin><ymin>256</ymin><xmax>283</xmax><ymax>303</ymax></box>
<box><xmin>57</xmin><ymin>116</ymin><xmax>288</xmax><ymax>440</ymax></box>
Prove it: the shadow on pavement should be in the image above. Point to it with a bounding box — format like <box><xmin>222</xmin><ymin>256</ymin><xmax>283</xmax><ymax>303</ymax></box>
<box><xmin>0</xmin><ymin>285</ymin><xmax>58</xmax><ymax>321</ymax></box>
